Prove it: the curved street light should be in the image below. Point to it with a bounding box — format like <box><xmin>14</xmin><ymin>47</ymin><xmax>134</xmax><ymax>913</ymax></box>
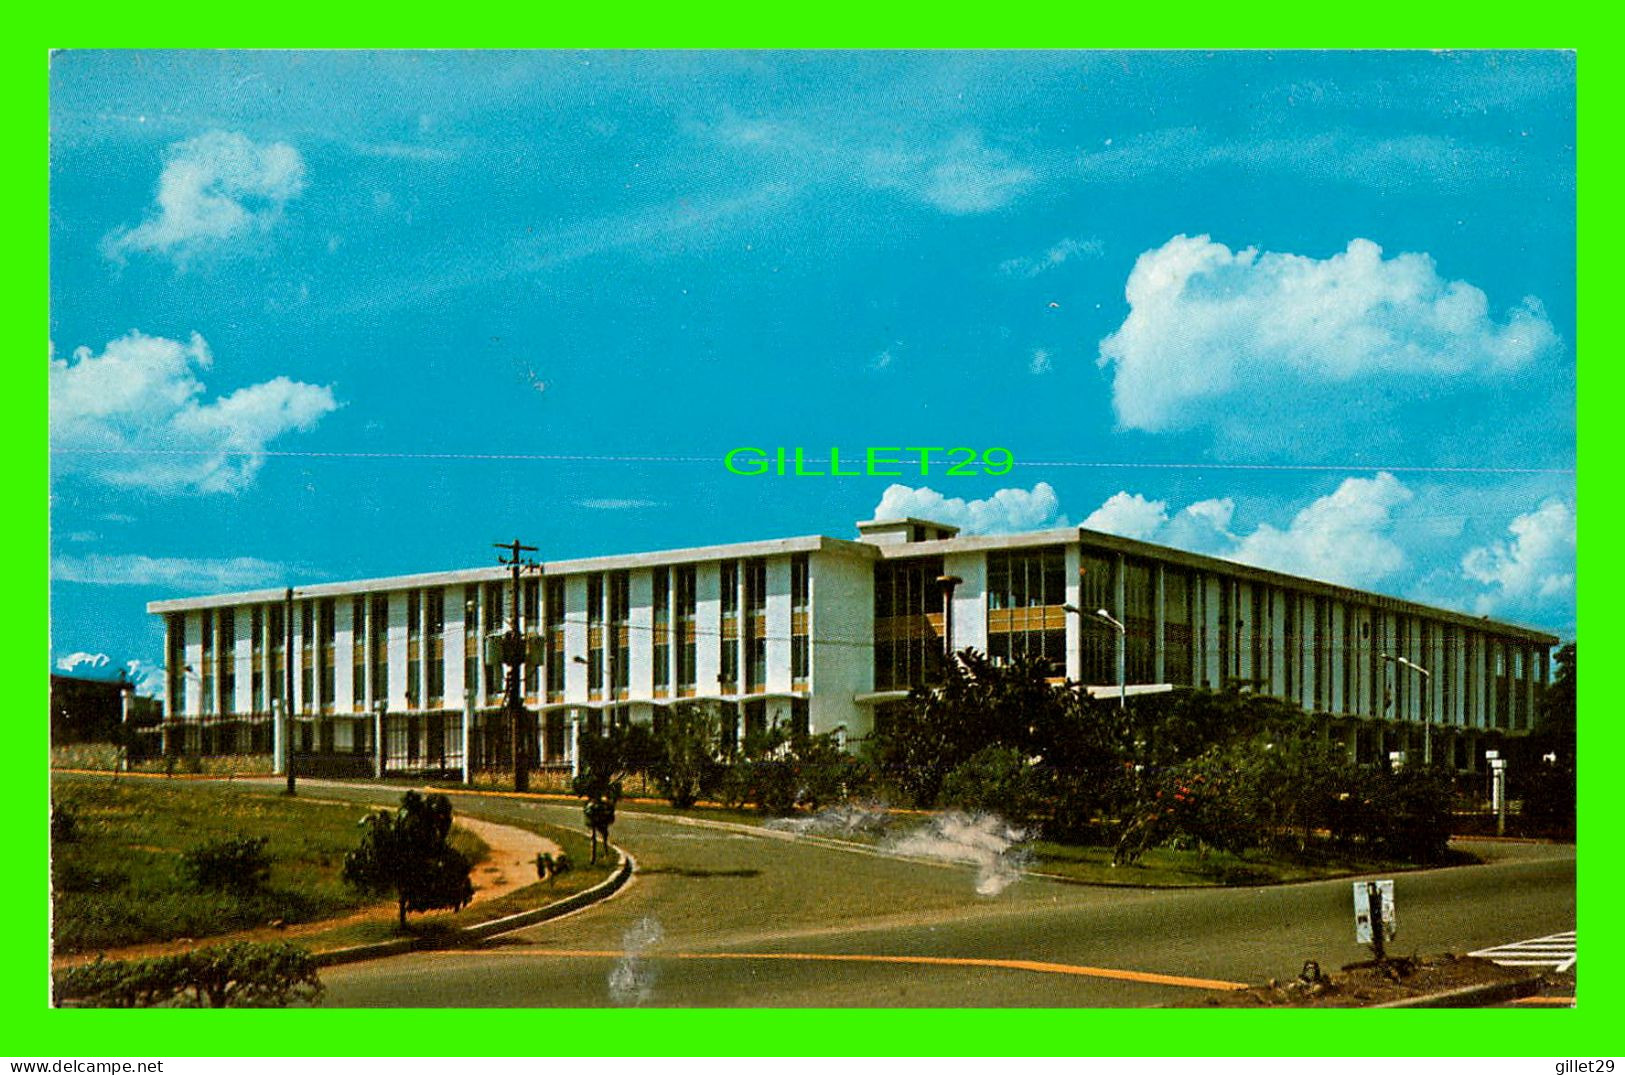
<box><xmin>1063</xmin><ymin>604</ymin><xmax>1127</xmax><ymax>710</ymax></box>
<box><xmin>1382</xmin><ymin>653</ymin><xmax>1433</xmax><ymax>766</ymax></box>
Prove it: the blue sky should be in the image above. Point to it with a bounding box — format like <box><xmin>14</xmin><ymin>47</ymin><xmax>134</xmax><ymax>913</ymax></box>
<box><xmin>47</xmin><ymin>50</ymin><xmax>1576</xmax><ymax>692</ymax></box>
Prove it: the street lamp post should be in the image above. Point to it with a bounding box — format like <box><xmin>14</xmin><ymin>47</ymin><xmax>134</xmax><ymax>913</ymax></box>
<box><xmin>1064</xmin><ymin>604</ymin><xmax>1127</xmax><ymax>710</ymax></box>
<box><xmin>1383</xmin><ymin>653</ymin><xmax>1433</xmax><ymax>766</ymax></box>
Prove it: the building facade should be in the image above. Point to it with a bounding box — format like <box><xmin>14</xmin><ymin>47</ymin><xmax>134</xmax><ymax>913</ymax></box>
<box><xmin>148</xmin><ymin>516</ymin><xmax>1557</xmax><ymax>776</ymax></box>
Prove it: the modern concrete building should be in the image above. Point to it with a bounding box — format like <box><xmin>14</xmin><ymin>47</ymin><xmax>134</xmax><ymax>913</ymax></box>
<box><xmin>148</xmin><ymin>516</ymin><xmax>1558</xmax><ymax>777</ymax></box>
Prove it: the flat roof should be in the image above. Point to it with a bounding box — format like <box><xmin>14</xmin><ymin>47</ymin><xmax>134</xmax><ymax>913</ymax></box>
<box><xmin>146</xmin><ymin>521</ymin><xmax>1561</xmax><ymax>644</ymax></box>
<box><xmin>146</xmin><ymin>534</ymin><xmax>876</xmax><ymax>614</ymax></box>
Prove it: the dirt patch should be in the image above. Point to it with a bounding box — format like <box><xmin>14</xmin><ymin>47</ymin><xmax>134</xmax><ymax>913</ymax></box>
<box><xmin>1178</xmin><ymin>955</ymin><xmax>1537</xmax><ymax>1008</ymax></box>
<box><xmin>453</xmin><ymin>815</ymin><xmax>561</xmax><ymax>903</ymax></box>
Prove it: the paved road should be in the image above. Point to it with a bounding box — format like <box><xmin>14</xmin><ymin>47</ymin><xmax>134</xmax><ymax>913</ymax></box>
<box><xmin>286</xmin><ymin>782</ymin><xmax>1574</xmax><ymax>1008</ymax></box>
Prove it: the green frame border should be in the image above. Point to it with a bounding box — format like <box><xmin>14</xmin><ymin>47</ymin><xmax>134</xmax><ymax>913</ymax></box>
<box><xmin>18</xmin><ymin>16</ymin><xmax>1607</xmax><ymax>1057</ymax></box>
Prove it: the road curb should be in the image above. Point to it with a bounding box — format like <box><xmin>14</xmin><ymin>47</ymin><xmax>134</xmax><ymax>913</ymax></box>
<box><xmin>1371</xmin><ymin>974</ymin><xmax>1544</xmax><ymax>1008</ymax></box>
<box><xmin>314</xmin><ymin>846</ymin><xmax>633</xmax><ymax>968</ymax></box>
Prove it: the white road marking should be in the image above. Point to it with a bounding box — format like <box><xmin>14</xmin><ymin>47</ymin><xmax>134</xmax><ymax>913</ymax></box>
<box><xmin>1470</xmin><ymin>931</ymin><xmax>1576</xmax><ymax>973</ymax></box>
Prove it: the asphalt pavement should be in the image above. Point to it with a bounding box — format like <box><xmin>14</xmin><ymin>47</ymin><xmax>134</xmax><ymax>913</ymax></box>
<box><xmin>283</xmin><ymin>781</ymin><xmax>1575</xmax><ymax>1008</ymax></box>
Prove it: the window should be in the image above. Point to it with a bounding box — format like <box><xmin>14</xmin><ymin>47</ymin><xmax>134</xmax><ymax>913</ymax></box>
<box><xmin>745</xmin><ymin>558</ymin><xmax>767</xmax><ymax>692</ymax></box>
<box><xmin>218</xmin><ymin>608</ymin><xmax>236</xmax><ymax>715</ymax></box>
<box><xmin>352</xmin><ymin>597</ymin><xmax>366</xmax><ymax>707</ymax></box>
<box><xmin>791</xmin><ymin>554</ymin><xmax>810</xmax><ymax>687</ymax></box>
<box><xmin>319</xmin><ymin>598</ymin><xmax>336</xmax><ymax>709</ymax></box>
<box><xmin>406</xmin><ymin>591</ymin><xmax>421</xmax><ymax>708</ymax></box>
<box><xmin>463</xmin><ymin>586</ymin><xmax>479</xmax><ymax>705</ymax></box>
<box><xmin>1124</xmin><ymin>560</ymin><xmax>1155</xmax><ymax>685</ymax></box>
<box><xmin>676</xmin><ymin>566</ymin><xmax>698</xmax><ymax>693</ymax></box>
<box><xmin>587</xmin><ymin>573</ymin><xmax>604</xmax><ymax>696</ymax></box>
<box><xmin>300</xmin><ymin>600</ymin><xmax>314</xmax><ymax>713</ymax></box>
<box><xmin>269</xmin><ymin>604</ymin><xmax>286</xmax><ymax>706</ymax></box>
<box><xmin>1164</xmin><ymin>569</ymin><xmax>1193</xmax><ymax>687</ymax></box>
<box><xmin>370</xmin><ymin>594</ymin><xmax>389</xmax><ymax>708</ymax></box>
<box><xmin>425</xmin><ymin>588</ymin><xmax>444</xmax><ymax>704</ymax></box>
<box><xmin>251</xmin><ymin>606</ymin><xmax>266</xmax><ymax>713</ymax></box>
<box><xmin>652</xmin><ymin>567</ymin><xmax>670</xmax><ymax>694</ymax></box>
<box><xmin>546</xmin><ymin>578</ymin><xmax>565</xmax><ymax>700</ymax></box>
<box><xmin>873</xmin><ymin>557</ymin><xmax>944</xmax><ymax>690</ymax></box>
<box><xmin>485</xmin><ymin>582</ymin><xmax>505</xmax><ymax>700</ymax></box>
<box><xmin>1312</xmin><ymin>598</ymin><xmax>1330</xmax><ymax>713</ymax></box>
<box><xmin>200</xmin><ymin>609</ymin><xmax>215</xmax><ymax>715</ymax></box>
<box><xmin>167</xmin><ymin>614</ymin><xmax>185</xmax><ymax>716</ymax></box>
<box><xmin>720</xmin><ymin>561</ymin><xmax>740</xmax><ymax>692</ymax></box>
<box><xmin>1078</xmin><ymin>551</ymin><xmax>1115</xmax><ymax>685</ymax></box>
<box><xmin>984</xmin><ymin>547</ymin><xmax>1066</xmax><ymax>675</ymax></box>
<box><xmin>609</xmin><ymin>572</ymin><xmax>630</xmax><ymax>696</ymax></box>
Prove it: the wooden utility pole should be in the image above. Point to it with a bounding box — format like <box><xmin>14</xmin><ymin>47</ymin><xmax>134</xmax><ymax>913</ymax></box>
<box><xmin>495</xmin><ymin>540</ymin><xmax>539</xmax><ymax>793</ymax></box>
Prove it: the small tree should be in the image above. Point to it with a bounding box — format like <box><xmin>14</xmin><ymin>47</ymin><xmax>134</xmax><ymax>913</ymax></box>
<box><xmin>342</xmin><ymin>791</ymin><xmax>474</xmax><ymax>928</ymax></box>
<box><xmin>652</xmin><ymin>702</ymin><xmax>720</xmax><ymax>808</ymax></box>
<box><xmin>574</xmin><ymin>722</ymin><xmax>651</xmax><ymax>863</ymax></box>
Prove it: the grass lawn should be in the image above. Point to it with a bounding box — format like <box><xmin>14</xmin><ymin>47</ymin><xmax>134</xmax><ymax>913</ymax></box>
<box><xmin>1022</xmin><ymin>840</ymin><xmax>1471</xmax><ymax>887</ymax></box>
<box><xmin>50</xmin><ymin>775</ymin><xmax>495</xmax><ymax>955</ymax></box>
<box><xmin>51</xmin><ymin>774</ymin><xmax>622</xmax><ymax>958</ymax></box>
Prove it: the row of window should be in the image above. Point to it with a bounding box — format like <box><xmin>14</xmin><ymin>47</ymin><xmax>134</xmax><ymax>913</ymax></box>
<box><xmin>169</xmin><ymin>555</ymin><xmax>815</xmax><ymax>715</ymax></box>
<box><xmin>875</xmin><ymin>547</ymin><xmax>1548</xmax><ymax>730</ymax></box>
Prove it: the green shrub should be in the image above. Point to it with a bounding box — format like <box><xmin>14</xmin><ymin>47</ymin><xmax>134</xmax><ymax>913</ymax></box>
<box><xmin>181</xmin><ymin>835</ymin><xmax>272</xmax><ymax>893</ymax></box>
<box><xmin>54</xmin><ymin>942</ymin><xmax>323</xmax><ymax>1008</ymax></box>
<box><xmin>51</xmin><ymin>801</ymin><xmax>79</xmax><ymax>844</ymax></box>
<box><xmin>941</xmin><ymin>746</ymin><xmax>1046</xmax><ymax>824</ymax></box>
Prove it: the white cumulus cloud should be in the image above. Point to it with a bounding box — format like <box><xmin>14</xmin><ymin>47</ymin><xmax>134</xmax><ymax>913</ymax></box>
<box><xmin>1098</xmin><ymin>234</ymin><xmax>1560</xmax><ymax>433</ymax></box>
<box><xmin>1082</xmin><ymin>492</ymin><xmax>1167</xmax><ymax>541</ymax></box>
<box><xmin>103</xmin><ymin>130</ymin><xmax>306</xmax><ymax>263</ymax></box>
<box><xmin>1461</xmin><ymin>498</ymin><xmax>1576</xmax><ymax>615</ymax></box>
<box><xmin>50</xmin><ymin>330</ymin><xmax>338</xmax><ymax>494</ymax></box>
<box><xmin>871</xmin><ymin>482</ymin><xmax>1066</xmax><ymax>535</ymax></box>
<box><xmin>1082</xmin><ymin>473</ymin><xmax>1415</xmax><ymax>590</ymax></box>
<box><xmin>1228</xmin><ymin>473</ymin><xmax>1414</xmax><ymax>587</ymax></box>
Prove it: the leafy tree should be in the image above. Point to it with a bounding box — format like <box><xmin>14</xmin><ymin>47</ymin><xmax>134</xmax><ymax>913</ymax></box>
<box><xmin>651</xmin><ymin>702</ymin><xmax>721</xmax><ymax>808</ymax></box>
<box><xmin>574</xmin><ymin>721</ymin><xmax>653</xmax><ymax>862</ymax></box>
<box><xmin>342</xmin><ymin>791</ymin><xmax>474</xmax><ymax>927</ymax></box>
<box><xmin>871</xmin><ymin>650</ymin><xmax>1068</xmax><ymax>808</ymax></box>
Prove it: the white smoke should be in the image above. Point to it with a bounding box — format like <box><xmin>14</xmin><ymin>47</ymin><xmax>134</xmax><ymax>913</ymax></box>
<box><xmin>607</xmin><ymin>915</ymin><xmax>663</xmax><ymax>1006</ymax></box>
<box><xmin>883</xmin><ymin>812</ymin><xmax>1031</xmax><ymax>897</ymax></box>
<box><xmin>764</xmin><ymin>803</ymin><xmax>895</xmax><ymax>839</ymax></box>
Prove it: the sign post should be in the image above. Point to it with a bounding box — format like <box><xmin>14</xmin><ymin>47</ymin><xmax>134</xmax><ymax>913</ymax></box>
<box><xmin>1487</xmin><ymin>750</ymin><xmax>1508</xmax><ymax>837</ymax></box>
<box><xmin>1353</xmin><ymin>880</ymin><xmax>1396</xmax><ymax>962</ymax></box>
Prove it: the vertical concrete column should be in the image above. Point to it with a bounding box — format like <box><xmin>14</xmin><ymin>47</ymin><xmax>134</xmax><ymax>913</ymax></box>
<box><xmin>766</xmin><ymin>557</ymin><xmax>791</xmax><ymax>693</ymax></box>
<box><xmin>629</xmin><ymin>569</ymin><xmax>654</xmax><ymax>700</ymax></box>
<box><xmin>1065</xmin><ymin>544</ymin><xmax>1083</xmax><ymax>683</ymax></box>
